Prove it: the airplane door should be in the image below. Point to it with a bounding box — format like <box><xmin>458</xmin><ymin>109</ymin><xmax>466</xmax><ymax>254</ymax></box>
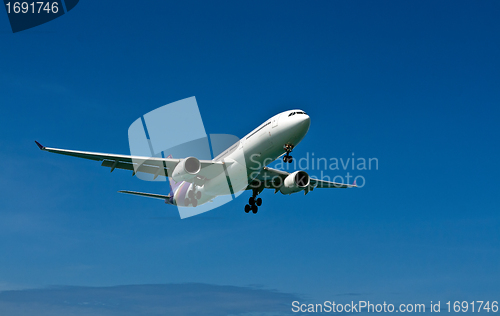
<box><xmin>272</xmin><ymin>114</ymin><xmax>280</xmax><ymax>128</ymax></box>
<box><xmin>258</xmin><ymin>132</ymin><xmax>272</xmax><ymax>150</ymax></box>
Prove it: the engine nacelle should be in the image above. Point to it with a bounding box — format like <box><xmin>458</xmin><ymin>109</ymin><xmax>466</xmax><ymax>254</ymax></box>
<box><xmin>171</xmin><ymin>157</ymin><xmax>201</xmax><ymax>182</ymax></box>
<box><xmin>280</xmin><ymin>170</ymin><xmax>310</xmax><ymax>195</ymax></box>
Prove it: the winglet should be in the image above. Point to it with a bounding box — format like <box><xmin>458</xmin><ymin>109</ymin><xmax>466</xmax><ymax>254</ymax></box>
<box><xmin>34</xmin><ymin>141</ymin><xmax>45</xmax><ymax>150</ymax></box>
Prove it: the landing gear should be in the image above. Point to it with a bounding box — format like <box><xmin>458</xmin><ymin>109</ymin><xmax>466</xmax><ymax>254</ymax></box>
<box><xmin>283</xmin><ymin>144</ymin><xmax>294</xmax><ymax>163</ymax></box>
<box><xmin>185</xmin><ymin>185</ymin><xmax>202</xmax><ymax>207</ymax></box>
<box><xmin>251</xmin><ymin>204</ymin><xmax>258</xmax><ymax>214</ymax></box>
<box><xmin>244</xmin><ymin>189</ymin><xmax>263</xmax><ymax>214</ymax></box>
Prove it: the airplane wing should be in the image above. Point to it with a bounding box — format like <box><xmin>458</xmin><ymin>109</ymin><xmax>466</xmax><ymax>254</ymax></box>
<box><xmin>35</xmin><ymin>141</ymin><xmax>228</xmax><ymax>181</ymax></box>
<box><xmin>118</xmin><ymin>190</ymin><xmax>170</xmax><ymax>200</ymax></box>
<box><xmin>247</xmin><ymin>166</ymin><xmax>356</xmax><ymax>194</ymax></box>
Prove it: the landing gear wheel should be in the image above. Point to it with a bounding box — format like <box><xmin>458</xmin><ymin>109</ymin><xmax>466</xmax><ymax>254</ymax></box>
<box><xmin>188</xmin><ymin>190</ymin><xmax>194</xmax><ymax>199</ymax></box>
<box><xmin>196</xmin><ymin>191</ymin><xmax>201</xmax><ymax>200</ymax></box>
<box><xmin>249</xmin><ymin>197</ymin><xmax>255</xmax><ymax>205</ymax></box>
<box><xmin>192</xmin><ymin>198</ymin><xmax>198</xmax><ymax>207</ymax></box>
<box><xmin>284</xmin><ymin>155</ymin><xmax>293</xmax><ymax>163</ymax></box>
<box><xmin>251</xmin><ymin>204</ymin><xmax>258</xmax><ymax>214</ymax></box>
<box><xmin>244</xmin><ymin>204</ymin><xmax>250</xmax><ymax>213</ymax></box>
<box><xmin>184</xmin><ymin>198</ymin><xmax>191</xmax><ymax>206</ymax></box>
<box><xmin>256</xmin><ymin>198</ymin><xmax>262</xmax><ymax>206</ymax></box>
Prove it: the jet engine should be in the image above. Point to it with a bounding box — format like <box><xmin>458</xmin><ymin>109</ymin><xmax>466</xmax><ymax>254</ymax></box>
<box><xmin>280</xmin><ymin>170</ymin><xmax>310</xmax><ymax>195</ymax></box>
<box><xmin>171</xmin><ymin>157</ymin><xmax>201</xmax><ymax>182</ymax></box>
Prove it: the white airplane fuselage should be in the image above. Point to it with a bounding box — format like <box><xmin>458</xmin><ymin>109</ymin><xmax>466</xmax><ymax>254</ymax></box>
<box><xmin>169</xmin><ymin>110</ymin><xmax>311</xmax><ymax>207</ymax></box>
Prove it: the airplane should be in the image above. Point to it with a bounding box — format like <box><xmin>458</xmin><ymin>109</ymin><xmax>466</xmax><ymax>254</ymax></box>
<box><xmin>35</xmin><ymin>109</ymin><xmax>356</xmax><ymax>214</ymax></box>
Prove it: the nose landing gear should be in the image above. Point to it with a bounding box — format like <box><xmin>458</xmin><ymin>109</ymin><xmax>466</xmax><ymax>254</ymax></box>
<box><xmin>283</xmin><ymin>144</ymin><xmax>294</xmax><ymax>163</ymax></box>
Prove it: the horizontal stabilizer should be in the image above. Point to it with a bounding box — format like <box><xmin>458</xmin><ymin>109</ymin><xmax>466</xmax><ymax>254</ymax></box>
<box><xmin>118</xmin><ymin>190</ymin><xmax>170</xmax><ymax>200</ymax></box>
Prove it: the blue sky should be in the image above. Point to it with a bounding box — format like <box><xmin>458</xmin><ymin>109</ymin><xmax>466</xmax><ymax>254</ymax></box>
<box><xmin>0</xmin><ymin>1</ymin><xmax>499</xmax><ymax>314</ymax></box>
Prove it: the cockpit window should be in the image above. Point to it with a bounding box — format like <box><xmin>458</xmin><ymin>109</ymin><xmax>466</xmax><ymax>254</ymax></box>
<box><xmin>289</xmin><ymin>111</ymin><xmax>307</xmax><ymax>117</ymax></box>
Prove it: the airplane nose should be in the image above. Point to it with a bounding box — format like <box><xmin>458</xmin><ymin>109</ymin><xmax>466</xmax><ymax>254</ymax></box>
<box><xmin>300</xmin><ymin>115</ymin><xmax>311</xmax><ymax>130</ymax></box>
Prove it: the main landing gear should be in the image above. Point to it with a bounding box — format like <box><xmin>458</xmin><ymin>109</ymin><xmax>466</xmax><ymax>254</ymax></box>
<box><xmin>184</xmin><ymin>186</ymin><xmax>202</xmax><ymax>207</ymax></box>
<box><xmin>245</xmin><ymin>189</ymin><xmax>263</xmax><ymax>214</ymax></box>
<box><xmin>283</xmin><ymin>144</ymin><xmax>294</xmax><ymax>163</ymax></box>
